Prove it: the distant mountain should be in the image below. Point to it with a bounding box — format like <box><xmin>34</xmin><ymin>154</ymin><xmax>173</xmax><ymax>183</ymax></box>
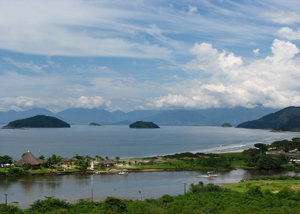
<box><xmin>236</xmin><ymin>106</ymin><xmax>300</xmax><ymax>130</ymax></box>
<box><xmin>0</xmin><ymin>106</ymin><xmax>279</xmax><ymax>126</ymax></box>
<box><xmin>0</xmin><ymin>108</ymin><xmax>55</xmax><ymax>124</ymax></box>
<box><xmin>2</xmin><ymin>115</ymin><xmax>70</xmax><ymax>128</ymax></box>
<box><xmin>143</xmin><ymin>107</ymin><xmax>278</xmax><ymax>126</ymax></box>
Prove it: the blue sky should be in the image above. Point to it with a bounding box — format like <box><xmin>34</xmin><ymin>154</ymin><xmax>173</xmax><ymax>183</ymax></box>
<box><xmin>0</xmin><ymin>0</ymin><xmax>300</xmax><ymax>112</ymax></box>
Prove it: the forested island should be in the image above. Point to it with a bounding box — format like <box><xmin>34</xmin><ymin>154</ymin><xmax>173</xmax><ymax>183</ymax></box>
<box><xmin>89</xmin><ymin>122</ymin><xmax>100</xmax><ymax>126</ymax></box>
<box><xmin>2</xmin><ymin>115</ymin><xmax>70</xmax><ymax>129</ymax></box>
<box><xmin>129</xmin><ymin>121</ymin><xmax>160</xmax><ymax>128</ymax></box>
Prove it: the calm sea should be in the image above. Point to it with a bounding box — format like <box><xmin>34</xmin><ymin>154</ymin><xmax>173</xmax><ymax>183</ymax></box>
<box><xmin>1</xmin><ymin>125</ymin><xmax>299</xmax><ymax>160</ymax></box>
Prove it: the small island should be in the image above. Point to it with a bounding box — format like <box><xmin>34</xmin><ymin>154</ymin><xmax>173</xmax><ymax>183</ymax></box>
<box><xmin>221</xmin><ymin>123</ymin><xmax>232</xmax><ymax>127</ymax></box>
<box><xmin>129</xmin><ymin>121</ymin><xmax>160</xmax><ymax>129</ymax></box>
<box><xmin>89</xmin><ymin>122</ymin><xmax>101</xmax><ymax>126</ymax></box>
<box><xmin>2</xmin><ymin>115</ymin><xmax>70</xmax><ymax>129</ymax></box>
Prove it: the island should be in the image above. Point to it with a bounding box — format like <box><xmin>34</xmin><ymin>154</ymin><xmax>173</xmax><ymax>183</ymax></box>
<box><xmin>221</xmin><ymin>123</ymin><xmax>232</xmax><ymax>127</ymax></box>
<box><xmin>89</xmin><ymin>122</ymin><xmax>101</xmax><ymax>126</ymax></box>
<box><xmin>129</xmin><ymin>121</ymin><xmax>160</xmax><ymax>128</ymax></box>
<box><xmin>2</xmin><ymin>115</ymin><xmax>71</xmax><ymax>129</ymax></box>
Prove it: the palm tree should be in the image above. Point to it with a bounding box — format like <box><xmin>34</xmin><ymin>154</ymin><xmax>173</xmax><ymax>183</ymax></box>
<box><xmin>115</xmin><ymin>156</ymin><xmax>120</xmax><ymax>163</ymax></box>
<box><xmin>105</xmin><ymin>156</ymin><xmax>109</xmax><ymax>160</ymax></box>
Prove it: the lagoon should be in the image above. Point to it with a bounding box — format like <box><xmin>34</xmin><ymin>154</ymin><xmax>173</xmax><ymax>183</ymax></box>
<box><xmin>2</xmin><ymin>169</ymin><xmax>300</xmax><ymax>209</ymax></box>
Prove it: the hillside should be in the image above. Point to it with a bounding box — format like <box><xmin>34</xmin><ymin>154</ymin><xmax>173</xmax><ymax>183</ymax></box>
<box><xmin>236</xmin><ymin>106</ymin><xmax>300</xmax><ymax>131</ymax></box>
<box><xmin>2</xmin><ymin>115</ymin><xmax>70</xmax><ymax>128</ymax></box>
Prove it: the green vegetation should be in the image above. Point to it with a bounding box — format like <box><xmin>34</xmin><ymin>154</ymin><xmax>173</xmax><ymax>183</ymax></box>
<box><xmin>3</xmin><ymin>179</ymin><xmax>300</xmax><ymax>213</ymax></box>
<box><xmin>89</xmin><ymin>122</ymin><xmax>100</xmax><ymax>126</ymax></box>
<box><xmin>129</xmin><ymin>121</ymin><xmax>160</xmax><ymax>128</ymax></box>
<box><xmin>237</xmin><ymin>106</ymin><xmax>300</xmax><ymax>131</ymax></box>
<box><xmin>2</xmin><ymin>115</ymin><xmax>70</xmax><ymax>128</ymax></box>
<box><xmin>221</xmin><ymin>123</ymin><xmax>232</xmax><ymax>127</ymax></box>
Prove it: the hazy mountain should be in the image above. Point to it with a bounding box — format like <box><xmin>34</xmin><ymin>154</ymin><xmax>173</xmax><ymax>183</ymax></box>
<box><xmin>0</xmin><ymin>106</ymin><xmax>279</xmax><ymax>126</ymax></box>
<box><xmin>236</xmin><ymin>106</ymin><xmax>300</xmax><ymax>130</ymax></box>
<box><xmin>0</xmin><ymin>108</ymin><xmax>55</xmax><ymax>124</ymax></box>
<box><xmin>143</xmin><ymin>107</ymin><xmax>278</xmax><ymax>126</ymax></box>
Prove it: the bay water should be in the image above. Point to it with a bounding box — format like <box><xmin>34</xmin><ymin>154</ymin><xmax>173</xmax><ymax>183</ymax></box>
<box><xmin>1</xmin><ymin>125</ymin><xmax>299</xmax><ymax>160</ymax></box>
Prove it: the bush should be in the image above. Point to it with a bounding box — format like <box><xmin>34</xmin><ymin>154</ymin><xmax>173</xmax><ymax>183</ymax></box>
<box><xmin>0</xmin><ymin>172</ymin><xmax>6</xmax><ymax>177</ymax></box>
<box><xmin>102</xmin><ymin>197</ymin><xmax>126</xmax><ymax>213</ymax></box>
<box><xmin>28</xmin><ymin>196</ymin><xmax>70</xmax><ymax>212</ymax></box>
<box><xmin>6</xmin><ymin>168</ymin><xmax>26</xmax><ymax>177</ymax></box>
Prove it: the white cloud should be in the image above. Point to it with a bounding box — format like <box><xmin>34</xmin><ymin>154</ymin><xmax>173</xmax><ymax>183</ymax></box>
<box><xmin>253</xmin><ymin>48</ymin><xmax>260</xmax><ymax>56</ymax></box>
<box><xmin>0</xmin><ymin>0</ymin><xmax>171</xmax><ymax>59</ymax></box>
<box><xmin>184</xmin><ymin>42</ymin><xmax>242</xmax><ymax>75</ymax></box>
<box><xmin>261</xmin><ymin>11</ymin><xmax>300</xmax><ymax>24</ymax></box>
<box><xmin>139</xmin><ymin>39</ymin><xmax>300</xmax><ymax>110</ymax></box>
<box><xmin>4</xmin><ymin>58</ymin><xmax>47</xmax><ymax>74</ymax></box>
<box><xmin>188</xmin><ymin>6</ymin><xmax>198</xmax><ymax>13</ymax></box>
<box><xmin>266</xmin><ymin>39</ymin><xmax>299</xmax><ymax>61</ymax></box>
<box><xmin>0</xmin><ymin>96</ymin><xmax>110</xmax><ymax>112</ymax></box>
<box><xmin>278</xmin><ymin>27</ymin><xmax>300</xmax><ymax>40</ymax></box>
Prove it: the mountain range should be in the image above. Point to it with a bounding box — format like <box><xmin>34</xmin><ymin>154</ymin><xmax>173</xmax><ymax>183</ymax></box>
<box><xmin>0</xmin><ymin>106</ymin><xmax>279</xmax><ymax>126</ymax></box>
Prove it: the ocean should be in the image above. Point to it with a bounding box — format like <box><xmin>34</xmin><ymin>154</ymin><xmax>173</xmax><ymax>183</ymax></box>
<box><xmin>1</xmin><ymin>125</ymin><xmax>299</xmax><ymax>160</ymax></box>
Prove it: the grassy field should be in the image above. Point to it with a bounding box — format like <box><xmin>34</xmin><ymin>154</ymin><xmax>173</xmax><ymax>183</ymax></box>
<box><xmin>225</xmin><ymin>180</ymin><xmax>300</xmax><ymax>193</ymax></box>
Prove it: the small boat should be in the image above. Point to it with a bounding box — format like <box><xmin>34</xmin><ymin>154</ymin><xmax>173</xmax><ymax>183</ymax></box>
<box><xmin>118</xmin><ymin>171</ymin><xmax>129</xmax><ymax>175</ymax></box>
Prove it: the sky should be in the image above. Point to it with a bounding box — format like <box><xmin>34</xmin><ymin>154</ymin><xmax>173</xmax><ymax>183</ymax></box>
<box><xmin>0</xmin><ymin>0</ymin><xmax>300</xmax><ymax>113</ymax></box>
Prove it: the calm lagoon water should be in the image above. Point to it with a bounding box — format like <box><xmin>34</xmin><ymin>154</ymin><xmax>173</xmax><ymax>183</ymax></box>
<box><xmin>2</xmin><ymin>169</ymin><xmax>300</xmax><ymax>208</ymax></box>
<box><xmin>1</xmin><ymin>125</ymin><xmax>300</xmax><ymax>208</ymax></box>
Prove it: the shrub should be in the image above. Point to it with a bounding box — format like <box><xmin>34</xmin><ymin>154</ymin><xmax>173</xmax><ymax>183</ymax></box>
<box><xmin>6</xmin><ymin>168</ymin><xmax>26</xmax><ymax>177</ymax></box>
<box><xmin>28</xmin><ymin>196</ymin><xmax>70</xmax><ymax>212</ymax></box>
<box><xmin>102</xmin><ymin>197</ymin><xmax>126</xmax><ymax>213</ymax></box>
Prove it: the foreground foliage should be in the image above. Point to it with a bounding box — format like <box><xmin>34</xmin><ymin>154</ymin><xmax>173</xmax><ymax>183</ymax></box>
<box><xmin>3</xmin><ymin>180</ymin><xmax>300</xmax><ymax>214</ymax></box>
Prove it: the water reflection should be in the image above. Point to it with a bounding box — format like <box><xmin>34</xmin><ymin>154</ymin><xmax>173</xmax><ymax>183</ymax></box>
<box><xmin>1</xmin><ymin>169</ymin><xmax>300</xmax><ymax>208</ymax></box>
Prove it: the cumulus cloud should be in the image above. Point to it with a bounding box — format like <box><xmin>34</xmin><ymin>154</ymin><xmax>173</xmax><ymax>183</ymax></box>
<box><xmin>139</xmin><ymin>39</ymin><xmax>300</xmax><ymax>110</ymax></box>
<box><xmin>0</xmin><ymin>96</ymin><xmax>110</xmax><ymax>112</ymax></box>
<box><xmin>278</xmin><ymin>27</ymin><xmax>300</xmax><ymax>40</ymax></box>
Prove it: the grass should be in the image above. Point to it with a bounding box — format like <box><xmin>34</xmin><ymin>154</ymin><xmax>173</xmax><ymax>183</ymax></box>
<box><xmin>225</xmin><ymin>180</ymin><xmax>300</xmax><ymax>193</ymax></box>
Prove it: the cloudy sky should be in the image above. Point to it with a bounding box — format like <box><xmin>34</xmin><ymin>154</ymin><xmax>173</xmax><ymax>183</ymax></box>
<box><xmin>1</xmin><ymin>0</ymin><xmax>300</xmax><ymax>113</ymax></box>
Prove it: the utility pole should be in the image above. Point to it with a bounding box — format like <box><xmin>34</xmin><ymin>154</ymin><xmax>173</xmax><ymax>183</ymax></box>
<box><xmin>5</xmin><ymin>193</ymin><xmax>7</xmax><ymax>213</ymax></box>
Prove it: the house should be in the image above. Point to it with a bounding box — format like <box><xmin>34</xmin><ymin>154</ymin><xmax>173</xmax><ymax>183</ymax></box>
<box><xmin>100</xmin><ymin>160</ymin><xmax>115</xmax><ymax>167</ymax></box>
<box><xmin>14</xmin><ymin>151</ymin><xmax>42</xmax><ymax>167</ymax></box>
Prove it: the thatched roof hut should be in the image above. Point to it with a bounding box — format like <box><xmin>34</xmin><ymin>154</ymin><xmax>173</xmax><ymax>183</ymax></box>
<box><xmin>100</xmin><ymin>160</ymin><xmax>115</xmax><ymax>167</ymax></box>
<box><xmin>15</xmin><ymin>151</ymin><xmax>41</xmax><ymax>166</ymax></box>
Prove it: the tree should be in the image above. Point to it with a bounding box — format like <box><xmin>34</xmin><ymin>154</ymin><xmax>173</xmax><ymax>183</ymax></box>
<box><xmin>242</xmin><ymin>148</ymin><xmax>260</xmax><ymax>163</ymax></box>
<box><xmin>254</xmin><ymin>143</ymin><xmax>268</xmax><ymax>154</ymax></box>
<box><xmin>0</xmin><ymin>155</ymin><xmax>13</xmax><ymax>165</ymax></box>
<box><xmin>38</xmin><ymin>155</ymin><xmax>45</xmax><ymax>160</ymax></box>
<box><xmin>256</xmin><ymin>154</ymin><xmax>281</xmax><ymax>169</ymax></box>
<box><xmin>115</xmin><ymin>156</ymin><xmax>120</xmax><ymax>163</ymax></box>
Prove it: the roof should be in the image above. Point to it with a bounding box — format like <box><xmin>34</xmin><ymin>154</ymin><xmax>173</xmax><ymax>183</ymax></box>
<box><xmin>101</xmin><ymin>160</ymin><xmax>115</xmax><ymax>164</ymax></box>
<box><xmin>61</xmin><ymin>157</ymin><xmax>69</xmax><ymax>162</ymax></box>
<box><xmin>15</xmin><ymin>151</ymin><xmax>41</xmax><ymax>166</ymax></box>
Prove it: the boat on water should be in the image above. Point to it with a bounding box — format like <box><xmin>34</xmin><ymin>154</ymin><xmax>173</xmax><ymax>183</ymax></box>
<box><xmin>118</xmin><ymin>171</ymin><xmax>129</xmax><ymax>175</ymax></box>
<box><xmin>118</xmin><ymin>169</ymin><xmax>129</xmax><ymax>175</ymax></box>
